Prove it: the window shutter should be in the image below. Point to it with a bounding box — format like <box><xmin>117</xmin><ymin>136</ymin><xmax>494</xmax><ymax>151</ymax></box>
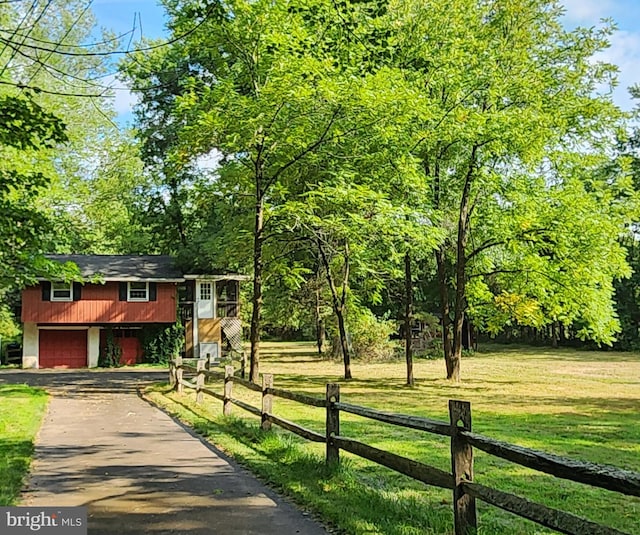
<box><xmin>42</xmin><ymin>281</ymin><xmax>51</xmax><ymax>301</ymax></box>
<box><xmin>73</xmin><ymin>282</ymin><xmax>82</xmax><ymax>301</ymax></box>
<box><xmin>149</xmin><ymin>282</ymin><xmax>157</xmax><ymax>301</ymax></box>
<box><xmin>119</xmin><ymin>282</ymin><xmax>127</xmax><ymax>301</ymax></box>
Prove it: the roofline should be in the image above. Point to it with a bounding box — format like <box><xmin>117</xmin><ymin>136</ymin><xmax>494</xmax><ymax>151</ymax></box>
<box><xmin>183</xmin><ymin>274</ymin><xmax>250</xmax><ymax>281</ymax></box>
<box><xmin>102</xmin><ymin>277</ymin><xmax>185</xmax><ymax>283</ymax></box>
<box><xmin>37</xmin><ymin>277</ymin><xmax>185</xmax><ymax>283</ymax></box>
<box><xmin>36</xmin><ymin>275</ymin><xmax>250</xmax><ymax>283</ymax></box>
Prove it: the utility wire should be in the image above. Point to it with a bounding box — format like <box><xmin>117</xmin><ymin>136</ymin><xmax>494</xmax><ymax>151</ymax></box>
<box><xmin>0</xmin><ymin>0</ymin><xmax>40</xmax><ymax>77</ymax></box>
<box><xmin>0</xmin><ymin>4</ymin><xmax>213</xmax><ymax>58</ymax></box>
<box><xmin>0</xmin><ymin>23</ymin><xmax>135</xmax><ymax>48</ymax></box>
<box><xmin>0</xmin><ymin>1</ymin><xmax>218</xmax><ymax>102</ymax></box>
<box><xmin>25</xmin><ymin>0</ymin><xmax>96</xmax><ymax>86</ymax></box>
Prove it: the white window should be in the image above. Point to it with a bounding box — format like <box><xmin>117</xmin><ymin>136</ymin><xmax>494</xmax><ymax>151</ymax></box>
<box><xmin>200</xmin><ymin>282</ymin><xmax>212</xmax><ymax>301</ymax></box>
<box><xmin>51</xmin><ymin>282</ymin><xmax>73</xmax><ymax>302</ymax></box>
<box><xmin>128</xmin><ymin>282</ymin><xmax>149</xmax><ymax>301</ymax></box>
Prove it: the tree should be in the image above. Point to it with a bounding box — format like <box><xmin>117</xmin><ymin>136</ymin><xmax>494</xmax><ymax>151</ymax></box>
<box><xmin>124</xmin><ymin>0</ymin><xmax>402</xmax><ymax>381</ymax></box>
<box><xmin>0</xmin><ymin>93</ymin><xmax>68</xmax><ymax>288</ymax></box>
<box><xmin>390</xmin><ymin>0</ymin><xmax>632</xmax><ymax>380</ymax></box>
<box><xmin>0</xmin><ymin>0</ymin><xmax>137</xmax><ymax>267</ymax></box>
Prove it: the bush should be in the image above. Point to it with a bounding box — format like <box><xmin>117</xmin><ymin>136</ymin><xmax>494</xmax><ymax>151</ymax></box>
<box><xmin>330</xmin><ymin>308</ymin><xmax>400</xmax><ymax>362</ymax></box>
<box><xmin>141</xmin><ymin>323</ymin><xmax>184</xmax><ymax>364</ymax></box>
<box><xmin>99</xmin><ymin>328</ymin><xmax>122</xmax><ymax>368</ymax></box>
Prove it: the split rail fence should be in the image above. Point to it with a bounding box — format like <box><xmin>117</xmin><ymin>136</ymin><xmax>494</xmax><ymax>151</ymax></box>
<box><xmin>169</xmin><ymin>357</ymin><xmax>640</xmax><ymax>535</ymax></box>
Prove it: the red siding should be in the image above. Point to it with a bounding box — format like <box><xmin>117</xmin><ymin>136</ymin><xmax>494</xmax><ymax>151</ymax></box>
<box><xmin>22</xmin><ymin>282</ymin><xmax>177</xmax><ymax>324</ymax></box>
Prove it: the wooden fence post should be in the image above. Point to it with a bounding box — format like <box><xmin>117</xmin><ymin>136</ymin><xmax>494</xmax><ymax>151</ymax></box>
<box><xmin>176</xmin><ymin>356</ymin><xmax>183</xmax><ymax>394</ymax></box>
<box><xmin>196</xmin><ymin>359</ymin><xmax>206</xmax><ymax>404</ymax></box>
<box><xmin>449</xmin><ymin>400</ymin><xmax>476</xmax><ymax>535</ymax></box>
<box><xmin>169</xmin><ymin>359</ymin><xmax>176</xmax><ymax>388</ymax></box>
<box><xmin>262</xmin><ymin>373</ymin><xmax>273</xmax><ymax>431</ymax></box>
<box><xmin>223</xmin><ymin>365</ymin><xmax>234</xmax><ymax>416</ymax></box>
<box><xmin>241</xmin><ymin>352</ymin><xmax>247</xmax><ymax>379</ymax></box>
<box><xmin>326</xmin><ymin>383</ymin><xmax>340</xmax><ymax>465</ymax></box>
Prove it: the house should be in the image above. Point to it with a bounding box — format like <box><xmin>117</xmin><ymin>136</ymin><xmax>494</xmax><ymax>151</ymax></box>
<box><xmin>21</xmin><ymin>255</ymin><xmax>247</xmax><ymax>368</ymax></box>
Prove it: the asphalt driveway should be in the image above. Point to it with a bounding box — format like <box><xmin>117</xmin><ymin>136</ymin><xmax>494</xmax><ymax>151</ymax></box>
<box><xmin>0</xmin><ymin>369</ymin><xmax>330</xmax><ymax>534</ymax></box>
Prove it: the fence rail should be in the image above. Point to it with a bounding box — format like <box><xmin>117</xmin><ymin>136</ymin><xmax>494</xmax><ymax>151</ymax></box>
<box><xmin>168</xmin><ymin>357</ymin><xmax>638</xmax><ymax>535</ymax></box>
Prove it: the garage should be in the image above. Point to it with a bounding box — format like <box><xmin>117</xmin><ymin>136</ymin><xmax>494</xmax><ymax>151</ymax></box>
<box><xmin>39</xmin><ymin>330</ymin><xmax>87</xmax><ymax>368</ymax></box>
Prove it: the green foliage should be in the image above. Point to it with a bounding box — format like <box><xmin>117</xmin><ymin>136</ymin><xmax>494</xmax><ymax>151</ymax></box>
<box><xmin>0</xmin><ymin>0</ymin><xmax>134</xmax><ymax>295</ymax></box>
<box><xmin>0</xmin><ymin>385</ymin><xmax>48</xmax><ymax>505</ymax></box>
<box><xmin>0</xmin><ymin>93</ymin><xmax>69</xmax><ymax>290</ymax></box>
<box><xmin>98</xmin><ymin>328</ymin><xmax>122</xmax><ymax>368</ymax></box>
<box><xmin>141</xmin><ymin>323</ymin><xmax>184</xmax><ymax>364</ymax></box>
<box><xmin>0</xmin><ymin>305</ymin><xmax>20</xmax><ymax>341</ymax></box>
<box><xmin>328</xmin><ymin>307</ymin><xmax>400</xmax><ymax>362</ymax></box>
<box><xmin>121</xmin><ymin>0</ymin><xmax>638</xmax><ymax>370</ymax></box>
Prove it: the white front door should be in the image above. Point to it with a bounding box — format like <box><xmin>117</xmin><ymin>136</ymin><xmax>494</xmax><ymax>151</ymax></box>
<box><xmin>197</xmin><ymin>281</ymin><xmax>214</xmax><ymax>318</ymax></box>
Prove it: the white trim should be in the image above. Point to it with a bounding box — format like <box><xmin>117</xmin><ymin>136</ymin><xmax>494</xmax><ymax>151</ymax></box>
<box><xmin>184</xmin><ymin>274</ymin><xmax>250</xmax><ymax>281</ymax></box>
<box><xmin>22</xmin><ymin>323</ymin><xmax>38</xmax><ymax>369</ymax></box>
<box><xmin>213</xmin><ymin>281</ymin><xmax>218</xmax><ymax>319</ymax></box>
<box><xmin>34</xmin><ymin>326</ymin><xmax>88</xmax><ymax>330</ymax></box>
<box><xmin>193</xmin><ymin>313</ymin><xmax>199</xmax><ymax>355</ymax></box>
<box><xmin>51</xmin><ymin>282</ymin><xmax>73</xmax><ymax>302</ymax></box>
<box><xmin>128</xmin><ymin>281</ymin><xmax>149</xmax><ymax>302</ymax></box>
<box><xmin>87</xmin><ymin>327</ymin><xmax>100</xmax><ymax>368</ymax></box>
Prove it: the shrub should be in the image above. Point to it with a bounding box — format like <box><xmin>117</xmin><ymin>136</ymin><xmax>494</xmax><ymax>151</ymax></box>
<box><xmin>330</xmin><ymin>308</ymin><xmax>400</xmax><ymax>362</ymax></box>
<box><xmin>141</xmin><ymin>323</ymin><xmax>184</xmax><ymax>364</ymax></box>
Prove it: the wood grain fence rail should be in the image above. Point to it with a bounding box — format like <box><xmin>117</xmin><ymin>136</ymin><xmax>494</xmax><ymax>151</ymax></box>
<box><xmin>169</xmin><ymin>357</ymin><xmax>638</xmax><ymax>535</ymax></box>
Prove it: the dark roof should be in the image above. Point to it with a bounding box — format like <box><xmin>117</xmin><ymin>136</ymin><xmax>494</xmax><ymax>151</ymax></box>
<box><xmin>46</xmin><ymin>255</ymin><xmax>184</xmax><ymax>281</ymax></box>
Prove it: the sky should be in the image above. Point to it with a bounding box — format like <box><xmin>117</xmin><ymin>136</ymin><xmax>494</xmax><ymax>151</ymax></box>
<box><xmin>91</xmin><ymin>0</ymin><xmax>640</xmax><ymax>121</ymax></box>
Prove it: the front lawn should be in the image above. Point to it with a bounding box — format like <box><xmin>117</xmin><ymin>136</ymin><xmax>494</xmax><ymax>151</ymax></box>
<box><xmin>0</xmin><ymin>384</ymin><xmax>48</xmax><ymax>505</ymax></box>
<box><xmin>146</xmin><ymin>342</ymin><xmax>640</xmax><ymax>534</ymax></box>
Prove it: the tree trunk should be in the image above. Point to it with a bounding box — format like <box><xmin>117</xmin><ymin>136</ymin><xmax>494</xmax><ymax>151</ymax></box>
<box><xmin>430</xmin><ymin>152</ymin><xmax>455</xmax><ymax>379</ymax></box>
<box><xmin>335</xmin><ymin>305</ymin><xmax>351</xmax><ymax>379</ymax></box>
<box><xmin>404</xmin><ymin>251</ymin><xmax>414</xmax><ymax>386</ymax></box>
<box><xmin>315</xmin><ymin>285</ymin><xmax>325</xmax><ymax>355</ymax></box>
<box><xmin>249</xmin><ymin>190</ymin><xmax>264</xmax><ymax>384</ymax></box>
<box><xmin>450</xmin><ymin>146</ymin><xmax>478</xmax><ymax>382</ymax></box>
<box><xmin>551</xmin><ymin>321</ymin><xmax>558</xmax><ymax>348</ymax></box>
<box><xmin>318</xmin><ymin>239</ymin><xmax>352</xmax><ymax>379</ymax></box>
<box><xmin>436</xmin><ymin>247</ymin><xmax>454</xmax><ymax>378</ymax></box>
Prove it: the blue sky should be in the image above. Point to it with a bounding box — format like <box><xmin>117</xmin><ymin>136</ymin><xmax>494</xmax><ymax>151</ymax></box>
<box><xmin>93</xmin><ymin>0</ymin><xmax>640</xmax><ymax>118</ymax></box>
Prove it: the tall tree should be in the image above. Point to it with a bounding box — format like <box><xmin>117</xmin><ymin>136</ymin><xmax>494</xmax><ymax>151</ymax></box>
<box><xmin>391</xmin><ymin>0</ymin><xmax>631</xmax><ymax>380</ymax></box>
<box><xmin>124</xmin><ymin>0</ymin><xmax>400</xmax><ymax>381</ymax></box>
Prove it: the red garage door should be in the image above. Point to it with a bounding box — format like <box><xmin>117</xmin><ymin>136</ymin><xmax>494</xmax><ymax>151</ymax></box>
<box><xmin>39</xmin><ymin>330</ymin><xmax>87</xmax><ymax>368</ymax></box>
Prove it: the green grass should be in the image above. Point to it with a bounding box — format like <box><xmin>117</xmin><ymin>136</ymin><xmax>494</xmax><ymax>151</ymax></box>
<box><xmin>0</xmin><ymin>384</ymin><xmax>48</xmax><ymax>505</ymax></box>
<box><xmin>146</xmin><ymin>342</ymin><xmax>640</xmax><ymax>535</ymax></box>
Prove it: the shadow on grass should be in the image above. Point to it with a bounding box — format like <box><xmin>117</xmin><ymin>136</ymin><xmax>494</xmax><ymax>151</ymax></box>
<box><xmin>0</xmin><ymin>370</ymin><xmax>167</xmax><ymax>398</ymax></box>
<box><xmin>157</xmin><ymin>394</ymin><xmax>452</xmax><ymax>535</ymax></box>
<box><xmin>476</xmin><ymin>344</ymin><xmax>640</xmax><ymax>362</ymax></box>
<box><xmin>150</xmin><ymin>386</ymin><xmax>640</xmax><ymax>535</ymax></box>
<box><xmin>204</xmin><ymin>420</ymin><xmax>453</xmax><ymax>535</ymax></box>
